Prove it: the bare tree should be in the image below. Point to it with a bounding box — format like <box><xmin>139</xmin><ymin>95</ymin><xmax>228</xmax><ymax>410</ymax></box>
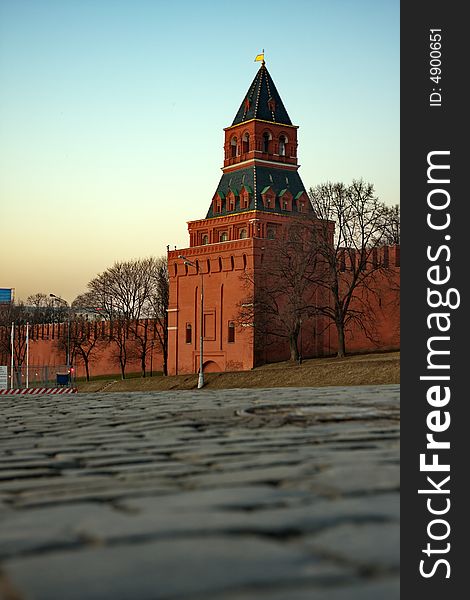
<box><xmin>128</xmin><ymin>257</ymin><xmax>169</xmax><ymax>377</ymax></box>
<box><xmin>380</xmin><ymin>203</ymin><xmax>400</xmax><ymax>245</ymax></box>
<box><xmin>147</xmin><ymin>257</ymin><xmax>169</xmax><ymax>375</ymax></box>
<box><xmin>56</xmin><ymin>317</ymin><xmax>104</xmax><ymax>381</ymax></box>
<box><xmin>308</xmin><ymin>180</ymin><xmax>394</xmax><ymax>357</ymax></box>
<box><xmin>27</xmin><ymin>293</ymin><xmax>51</xmax><ymax>323</ymax></box>
<box><xmin>78</xmin><ymin>257</ymin><xmax>168</xmax><ymax>379</ymax></box>
<box><xmin>0</xmin><ymin>302</ymin><xmax>30</xmax><ymax>386</ymax></box>
<box><xmin>238</xmin><ymin>219</ymin><xmax>324</xmax><ymax>362</ymax></box>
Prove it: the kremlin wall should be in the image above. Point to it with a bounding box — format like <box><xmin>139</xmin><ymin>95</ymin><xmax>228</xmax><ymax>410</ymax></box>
<box><xmin>2</xmin><ymin>62</ymin><xmax>399</xmax><ymax>382</ymax></box>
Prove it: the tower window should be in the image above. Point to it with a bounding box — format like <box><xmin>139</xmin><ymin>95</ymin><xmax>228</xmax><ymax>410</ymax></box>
<box><xmin>239</xmin><ymin>228</ymin><xmax>247</xmax><ymax>239</ymax></box>
<box><xmin>231</xmin><ymin>137</ymin><xmax>238</xmax><ymax>158</ymax></box>
<box><xmin>185</xmin><ymin>323</ymin><xmax>192</xmax><ymax>344</ymax></box>
<box><xmin>220</xmin><ymin>232</ymin><xmax>228</xmax><ymax>242</ymax></box>
<box><xmin>279</xmin><ymin>135</ymin><xmax>286</xmax><ymax>156</ymax></box>
<box><xmin>267</xmin><ymin>228</ymin><xmax>275</xmax><ymax>240</ymax></box>
<box><xmin>228</xmin><ymin>321</ymin><xmax>235</xmax><ymax>343</ymax></box>
<box><xmin>202</xmin><ymin>235</ymin><xmax>208</xmax><ymax>245</ymax></box>
<box><xmin>242</xmin><ymin>133</ymin><xmax>250</xmax><ymax>154</ymax></box>
<box><xmin>263</xmin><ymin>132</ymin><xmax>270</xmax><ymax>153</ymax></box>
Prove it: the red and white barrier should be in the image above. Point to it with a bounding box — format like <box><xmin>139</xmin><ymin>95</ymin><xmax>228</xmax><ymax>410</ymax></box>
<box><xmin>0</xmin><ymin>387</ymin><xmax>78</xmax><ymax>395</ymax></box>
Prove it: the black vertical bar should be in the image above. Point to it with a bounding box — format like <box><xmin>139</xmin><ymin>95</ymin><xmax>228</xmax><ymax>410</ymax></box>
<box><xmin>401</xmin><ymin>2</ymin><xmax>466</xmax><ymax>597</ymax></box>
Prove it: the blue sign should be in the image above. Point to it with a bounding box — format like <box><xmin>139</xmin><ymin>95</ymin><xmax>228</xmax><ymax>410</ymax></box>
<box><xmin>0</xmin><ymin>288</ymin><xmax>13</xmax><ymax>303</ymax></box>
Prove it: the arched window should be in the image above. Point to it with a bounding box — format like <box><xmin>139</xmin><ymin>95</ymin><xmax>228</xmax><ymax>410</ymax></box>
<box><xmin>185</xmin><ymin>323</ymin><xmax>192</xmax><ymax>344</ymax></box>
<box><xmin>218</xmin><ymin>257</ymin><xmax>222</xmax><ymax>271</ymax></box>
<box><xmin>279</xmin><ymin>135</ymin><xmax>286</xmax><ymax>156</ymax></box>
<box><xmin>243</xmin><ymin>254</ymin><xmax>247</xmax><ymax>269</ymax></box>
<box><xmin>202</xmin><ymin>235</ymin><xmax>208</xmax><ymax>245</ymax></box>
<box><xmin>263</xmin><ymin>132</ymin><xmax>271</xmax><ymax>153</ymax></box>
<box><xmin>267</xmin><ymin>228</ymin><xmax>275</xmax><ymax>240</ymax></box>
<box><xmin>220</xmin><ymin>232</ymin><xmax>228</xmax><ymax>242</ymax></box>
<box><xmin>242</xmin><ymin>133</ymin><xmax>250</xmax><ymax>154</ymax></box>
<box><xmin>228</xmin><ymin>321</ymin><xmax>235</xmax><ymax>343</ymax></box>
<box><xmin>230</xmin><ymin>256</ymin><xmax>235</xmax><ymax>270</ymax></box>
<box><xmin>239</xmin><ymin>228</ymin><xmax>247</xmax><ymax>239</ymax></box>
<box><xmin>231</xmin><ymin>137</ymin><xmax>238</xmax><ymax>158</ymax></box>
<box><xmin>207</xmin><ymin>259</ymin><xmax>211</xmax><ymax>273</ymax></box>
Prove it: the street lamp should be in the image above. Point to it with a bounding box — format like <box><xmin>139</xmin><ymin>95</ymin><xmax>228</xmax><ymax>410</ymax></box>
<box><xmin>179</xmin><ymin>255</ymin><xmax>204</xmax><ymax>389</ymax></box>
<box><xmin>50</xmin><ymin>293</ymin><xmax>71</xmax><ymax>383</ymax></box>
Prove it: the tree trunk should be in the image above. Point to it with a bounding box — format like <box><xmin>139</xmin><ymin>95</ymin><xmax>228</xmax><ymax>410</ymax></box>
<box><xmin>120</xmin><ymin>357</ymin><xmax>126</xmax><ymax>379</ymax></box>
<box><xmin>141</xmin><ymin>354</ymin><xmax>146</xmax><ymax>378</ymax></box>
<box><xmin>84</xmin><ymin>357</ymin><xmax>90</xmax><ymax>382</ymax></box>
<box><xmin>163</xmin><ymin>354</ymin><xmax>168</xmax><ymax>376</ymax></box>
<box><xmin>289</xmin><ymin>334</ymin><xmax>299</xmax><ymax>362</ymax></box>
<box><xmin>336</xmin><ymin>323</ymin><xmax>346</xmax><ymax>358</ymax></box>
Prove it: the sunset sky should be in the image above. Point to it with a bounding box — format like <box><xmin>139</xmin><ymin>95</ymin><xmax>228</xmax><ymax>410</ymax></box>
<box><xmin>0</xmin><ymin>0</ymin><xmax>399</xmax><ymax>304</ymax></box>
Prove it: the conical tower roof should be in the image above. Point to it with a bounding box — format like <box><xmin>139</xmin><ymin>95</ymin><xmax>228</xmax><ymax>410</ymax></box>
<box><xmin>231</xmin><ymin>62</ymin><xmax>292</xmax><ymax>126</ymax></box>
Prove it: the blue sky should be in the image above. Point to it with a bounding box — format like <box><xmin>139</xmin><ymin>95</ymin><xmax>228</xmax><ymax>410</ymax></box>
<box><xmin>0</xmin><ymin>0</ymin><xmax>399</xmax><ymax>302</ymax></box>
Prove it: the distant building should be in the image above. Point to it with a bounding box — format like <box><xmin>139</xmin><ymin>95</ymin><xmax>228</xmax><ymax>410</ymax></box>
<box><xmin>0</xmin><ymin>288</ymin><xmax>14</xmax><ymax>304</ymax></box>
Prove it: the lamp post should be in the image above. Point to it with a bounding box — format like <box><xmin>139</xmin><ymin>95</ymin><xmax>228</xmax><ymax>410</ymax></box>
<box><xmin>179</xmin><ymin>255</ymin><xmax>204</xmax><ymax>389</ymax></box>
<box><xmin>50</xmin><ymin>294</ymin><xmax>71</xmax><ymax>383</ymax></box>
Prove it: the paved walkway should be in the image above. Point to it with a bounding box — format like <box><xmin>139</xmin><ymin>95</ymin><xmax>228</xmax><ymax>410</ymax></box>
<box><xmin>0</xmin><ymin>385</ymin><xmax>399</xmax><ymax>600</ymax></box>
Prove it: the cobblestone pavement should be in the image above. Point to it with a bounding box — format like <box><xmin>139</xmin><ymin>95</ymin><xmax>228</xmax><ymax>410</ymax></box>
<box><xmin>0</xmin><ymin>385</ymin><xmax>399</xmax><ymax>600</ymax></box>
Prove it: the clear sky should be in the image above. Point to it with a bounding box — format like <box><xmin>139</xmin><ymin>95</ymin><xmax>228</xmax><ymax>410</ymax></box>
<box><xmin>0</xmin><ymin>0</ymin><xmax>399</xmax><ymax>304</ymax></box>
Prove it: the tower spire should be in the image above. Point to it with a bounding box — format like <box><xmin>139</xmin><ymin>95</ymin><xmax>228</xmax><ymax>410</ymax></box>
<box><xmin>203</xmin><ymin>62</ymin><xmax>312</xmax><ymax>220</ymax></box>
<box><xmin>232</xmin><ymin>60</ymin><xmax>291</xmax><ymax>126</ymax></box>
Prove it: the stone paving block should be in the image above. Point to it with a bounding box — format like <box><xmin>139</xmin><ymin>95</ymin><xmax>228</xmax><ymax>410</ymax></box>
<box><xmin>14</xmin><ymin>481</ymin><xmax>179</xmax><ymax>508</ymax></box>
<box><xmin>2</xmin><ymin>536</ymin><xmax>349</xmax><ymax>600</ymax></box>
<box><xmin>191</xmin><ymin>578</ymin><xmax>400</xmax><ymax>600</ymax></box>
<box><xmin>70</xmin><ymin>492</ymin><xmax>398</xmax><ymax>545</ymax></box>
<box><xmin>309</xmin><ymin>463</ymin><xmax>400</xmax><ymax>495</ymax></box>
<box><xmin>184</xmin><ymin>464</ymin><xmax>310</xmax><ymax>488</ymax></box>
<box><xmin>0</xmin><ymin>503</ymin><xmax>115</xmax><ymax>557</ymax></box>
<box><xmin>301</xmin><ymin>522</ymin><xmax>400</xmax><ymax>570</ymax></box>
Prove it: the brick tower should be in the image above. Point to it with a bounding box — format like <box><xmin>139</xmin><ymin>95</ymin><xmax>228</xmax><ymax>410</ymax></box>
<box><xmin>167</xmin><ymin>61</ymin><xmax>315</xmax><ymax>375</ymax></box>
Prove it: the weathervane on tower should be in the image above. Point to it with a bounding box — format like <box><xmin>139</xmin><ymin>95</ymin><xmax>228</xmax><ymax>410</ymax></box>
<box><xmin>254</xmin><ymin>50</ymin><xmax>265</xmax><ymax>65</ymax></box>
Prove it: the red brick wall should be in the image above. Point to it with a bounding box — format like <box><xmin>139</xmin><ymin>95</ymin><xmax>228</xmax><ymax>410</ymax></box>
<box><xmin>0</xmin><ymin>321</ymin><xmax>164</xmax><ymax>379</ymax></box>
<box><xmin>168</xmin><ymin>240</ymin><xmax>400</xmax><ymax>374</ymax></box>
